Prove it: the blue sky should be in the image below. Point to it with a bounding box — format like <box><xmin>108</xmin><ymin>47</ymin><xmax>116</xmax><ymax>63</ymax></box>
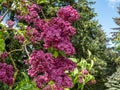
<box><xmin>94</xmin><ymin>0</ymin><xmax>120</xmax><ymax>37</ymax></box>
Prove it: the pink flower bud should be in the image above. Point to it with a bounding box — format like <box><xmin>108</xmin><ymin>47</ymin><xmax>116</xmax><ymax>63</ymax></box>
<box><xmin>92</xmin><ymin>79</ymin><xmax>96</xmax><ymax>84</ymax></box>
<box><xmin>82</xmin><ymin>69</ymin><xmax>88</xmax><ymax>75</ymax></box>
<box><xmin>79</xmin><ymin>77</ymin><xmax>83</xmax><ymax>84</ymax></box>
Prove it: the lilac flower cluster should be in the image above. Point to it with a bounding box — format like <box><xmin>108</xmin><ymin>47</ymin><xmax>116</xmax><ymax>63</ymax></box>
<box><xmin>42</xmin><ymin>17</ymin><xmax>76</xmax><ymax>55</ymax></box>
<box><xmin>26</xmin><ymin>26</ymin><xmax>42</xmax><ymax>43</ymax></box>
<box><xmin>57</xmin><ymin>5</ymin><xmax>79</xmax><ymax>22</ymax></box>
<box><xmin>0</xmin><ymin>63</ymin><xmax>13</xmax><ymax>86</ymax></box>
<box><xmin>23</xmin><ymin>3</ymin><xmax>40</xmax><ymax>23</ymax></box>
<box><xmin>6</xmin><ymin>20</ymin><xmax>15</xmax><ymax>28</ymax></box>
<box><xmin>26</xmin><ymin>50</ymin><xmax>76</xmax><ymax>89</ymax></box>
<box><xmin>14</xmin><ymin>35</ymin><xmax>24</xmax><ymax>44</ymax></box>
<box><xmin>41</xmin><ymin>6</ymin><xmax>79</xmax><ymax>55</ymax></box>
<box><xmin>0</xmin><ymin>52</ymin><xmax>8</xmax><ymax>59</ymax></box>
<box><xmin>17</xmin><ymin>4</ymin><xmax>79</xmax><ymax>55</ymax></box>
<box><xmin>16</xmin><ymin>4</ymin><xmax>44</xmax><ymax>43</ymax></box>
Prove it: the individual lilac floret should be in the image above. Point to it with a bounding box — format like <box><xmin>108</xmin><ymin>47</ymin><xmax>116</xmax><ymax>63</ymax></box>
<box><xmin>57</xmin><ymin>5</ymin><xmax>79</xmax><ymax>22</ymax></box>
<box><xmin>6</xmin><ymin>20</ymin><xmax>15</xmax><ymax>28</ymax></box>
<box><xmin>0</xmin><ymin>63</ymin><xmax>13</xmax><ymax>86</ymax></box>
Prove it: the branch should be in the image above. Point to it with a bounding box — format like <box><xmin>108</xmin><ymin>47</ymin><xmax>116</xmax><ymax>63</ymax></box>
<box><xmin>24</xmin><ymin>44</ymin><xmax>30</xmax><ymax>57</ymax></box>
<box><xmin>0</xmin><ymin>9</ymin><xmax>9</xmax><ymax>22</ymax></box>
<box><xmin>8</xmin><ymin>48</ymin><xmax>22</xmax><ymax>54</ymax></box>
<box><xmin>40</xmin><ymin>7</ymin><xmax>46</xmax><ymax>20</ymax></box>
<box><xmin>9</xmin><ymin>69</ymin><xmax>19</xmax><ymax>90</ymax></box>
<box><xmin>9</xmin><ymin>54</ymin><xmax>18</xmax><ymax>70</ymax></box>
<box><xmin>0</xmin><ymin>27</ymin><xmax>17</xmax><ymax>32</ymax></box>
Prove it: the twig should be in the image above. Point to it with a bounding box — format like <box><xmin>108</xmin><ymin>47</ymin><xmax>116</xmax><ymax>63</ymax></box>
<box><xmin>0</xmin><ymin>9</ymin><xmax>9</xmax><ymax>22</ymax></box>
<box><xmin>0</xmin><ymin>27</ymin><xmax>18</xmax><ymax>32</ymax></box>
<box><xmin>9</xmin><ymin>54</ymin><xmax>18</xmax><ymax>70</ymax></box>
<box><xmin>8</xmin><ymin>48</ymin><xmax>22</xmax><ymax>54</ymax></box>
<box><xmin>40</xmin><ymin>7</ymin><xmax>46</xmax><ymax>20</ymax></box>
<box><xmin>9</xmin><ymin>69</ymin><xmax>19</xmax><ymax>90</ymax></box>
<box><xmin>24</xmin><ymin>44</ymin><xmax>30</xmax><ymax>57</ymax></box>
<box><xmin>8</xmin><ymin>54</ymin><xmax>19</xmax><ymax>90</ymax></box>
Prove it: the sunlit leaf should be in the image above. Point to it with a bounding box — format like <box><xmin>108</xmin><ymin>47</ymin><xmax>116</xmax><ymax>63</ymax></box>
<box><xmin>0</xmin><ymin>39</ymin><xmax>5</xmax><ymax>52</ymax></box>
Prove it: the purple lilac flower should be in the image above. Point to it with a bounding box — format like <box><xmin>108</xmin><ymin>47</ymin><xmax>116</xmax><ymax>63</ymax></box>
<box><xmin>0</xmin><ymin>52</ymin><xmax>8</xmax><ymax>59</ymax></box>
<box><xmin>79</xmin><ymin>77</ymin><xmax>83</xmax><ymax>84</ymax></box>
<box><xmin>26</xmin><ymin>26</ymin><xmax>42</xmax><ymax>43</ymax></box>
<box><xmin>14</xmin><ymin>35</ymin><xmax>24</xmax><ymax>44</ymax></box>
<box><xmin>26</xmin><ymin>50</ymin><xmax>76</xmax><ymax>89</ymax></box>
<box><xmin>82</xmin><ymin>69</ymin><xmax>89</xmax><ymax>75</ymax></box>
<box><xmin>42</xmin><ymin>17</ymin><xmax>76</xmax><ymax>55</ymax></box>
<box><xmin>0</xmin><ymin>63</ymin><xmax>13</xmax><ymax>86</ymax></box>
<box><xmin>6</xmin><ymin>20</ymin><xmax>14</xmax><ymax>28</ymax></box>
<box><xmin>57</xmin><ymin>5</ymin><xmax>79</xmax><ymax>22</ymax></box>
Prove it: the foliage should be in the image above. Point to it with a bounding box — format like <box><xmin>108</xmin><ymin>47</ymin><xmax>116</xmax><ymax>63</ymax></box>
<box><xmin>0</xmin><ymin>0</ymin><xmax>119</xmax><ymax>90</ymax></box>
<box><xmin>0</xmin><ymin>0</ymin><xmax>82</xmax><ymax>90</ymax></box>
<box><xmin>105</xmin><ymin>66</ymin><xmax>120</xmax><ymax>90</ymax></box>
<box><xmin>15</xmin><ymin>72</ymin><xmax>39</xmax><ymax>90</ymax></box>
<box><xmin>69</xmin><ymin>51</ymin><xmax>95</xmax><ymax>90</ymax></box>
<box><xmin>105</xmin><ymin>5</ymin><xmax>120</xmax><ymax>90</ymax></box>
<box><xmin>112</xmin><ymin>6</ymin><xmax>120</xmax><ymax>52</ymax></box>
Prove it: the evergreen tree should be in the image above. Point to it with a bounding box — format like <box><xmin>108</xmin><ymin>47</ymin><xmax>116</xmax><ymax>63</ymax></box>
<box><xmin>105</xmin><ymin>5</ymin><xmax>120</xmax><ymax>90</ymax></box>
<box><xmin>112</xmin><ymin>6</ymin><xmax>120</xmax><ymax>52</ymax></box>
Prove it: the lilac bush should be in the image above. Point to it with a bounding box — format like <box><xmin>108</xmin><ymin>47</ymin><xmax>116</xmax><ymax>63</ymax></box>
<box><xmin>0</xmin><ymin>1</ymin><xmax>95</xmax><ymax>90</ymax></box>
<box><xmin>17</xmin><ymin>3</ymin><xmax>79</xmax><ymax>89</ymax></box>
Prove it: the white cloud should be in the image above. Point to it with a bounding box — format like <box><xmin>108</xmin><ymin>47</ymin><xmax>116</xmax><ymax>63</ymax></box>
<box><xmin>108</xmin><ymin>0</ymin><xmax>120</xmax><ymax>8</ymax></box>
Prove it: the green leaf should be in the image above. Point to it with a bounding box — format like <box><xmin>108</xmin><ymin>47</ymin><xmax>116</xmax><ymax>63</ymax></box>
<box><xmin>64</xmin><ymin>88</ymin><xmax>70</xmax><ymax>90</ymax></box>
<box><xmin>17</xmin><ymin>22</ymin><xmax>25</xmax><ymax>27</ymax></box>
<box><xmin>48</xmin><ymin>47</ymin><xmax>54</xmax><ymax>53</ymax></box>
<box><xmin>84</xmin><ymin>74</ymin><xmax>93</xmax><ymax>83</ymax></box>
<box><xmin>0</xmin><ymin>39</ymin><xmax>5</xmax><ymax>52</ymax></box>
<box><xmin>90</xmin><ymin>60</ymin><xmax>94</xmax><ymax>69</ymax></box>
<box><xmin>53</xmin><ymin>50</ymin><xmax>59</xmax><ymax>58</ymax></box>
<box><xmin>0</xmin><ymin>32</ymin><xmax>3</xmax><ymax>38</ymax></box>
<box><xmin>37</xmin><ymin>0</ymin><xmax>46</xmax><ymax>4</ymax></box>
<box><xmin>0</xmin><ymin>0</ymin><xmax>3</xmax><ymax>3</ymax></box>
<box><xmin>15</xmin><ymin>72</ymin><xmax>39</xmax><ymax>90</ymax></box>
<box><xmin>69</xmin><ymin>58</ymin><xmax>78</xmax><ymax>63</ymax></box>
<box><xmin>81</xmin><ymin>59</ymin><xmax>87</xmax><ymax>70</ymax></box>
<box><xmin>73</xmin><ymin>68</ymin><xmax>79</xmax><ymax>76</ymax></box>
<box><xmin>115</xmin><ymin>44</ymin><xmax>120</xmax><ymax>51</ymax></box>
<box><xmin>87</xmin><ymin>49</ymin><xmax>91</xmax><ymax>58</ymax></box>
